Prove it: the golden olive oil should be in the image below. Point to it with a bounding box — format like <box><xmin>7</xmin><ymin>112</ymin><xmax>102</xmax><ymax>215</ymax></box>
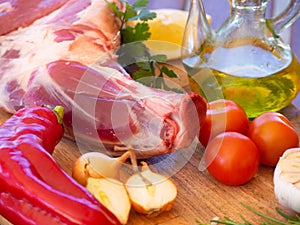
<box><xmin>214</xmin><ymin>56</ymin><xmax>300</xmax><ymax>117</ymax></box>
<box><xmin>183</xmin><ymin>42</ymin><xmax>300</xmax><ymax>118</ymax></box>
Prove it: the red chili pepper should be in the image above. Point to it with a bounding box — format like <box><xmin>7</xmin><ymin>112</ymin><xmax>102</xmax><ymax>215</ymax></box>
<box><xmin>0</xmin><ymin>106</ymin><xmax>120</xmax><ymax>225</ymax></box>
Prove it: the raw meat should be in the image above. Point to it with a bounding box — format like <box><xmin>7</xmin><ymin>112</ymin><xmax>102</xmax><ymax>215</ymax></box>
<box><xmin>0</xmin><ymin>0</ymin><xmax>207</xmax><ymax>158</ymax></box>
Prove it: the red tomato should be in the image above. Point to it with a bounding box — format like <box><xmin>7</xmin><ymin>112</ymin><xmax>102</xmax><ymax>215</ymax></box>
<box><xmin>248</xmin><ymin>112</ymin><xmax>299</xmax><ymax>167</ymax></box>
<box><xmin>199</xmin><ymin>99</ymin><xmax>249</xmax><ymax>147</ymax></box>
<box><xmin>204</xmin><ymin>132</ymin><xmax>260</xmax><ymax>186</ymax></box>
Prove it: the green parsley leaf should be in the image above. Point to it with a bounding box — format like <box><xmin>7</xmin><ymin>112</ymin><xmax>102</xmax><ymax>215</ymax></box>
<box><xmin>121</xmin><ymin>22</ymin><xmax>151</xmax><ymax>43</ymax></box>
<box><xmin>133</xmin><ymin>69</ymin><xmax>153</xmax><ymax>81</ymax></box>
<box><xmin>130</xmin><ymin>8</ymin><xmax>156</xmax><ymax>21</ymax></box>
<box><xmin>105</xmin><ymin>1</ymin><xmax>124</xmax><ymax>18</ymax></box>
<box><xmin>117</xmin><ymin>42</ymin><xmax>151</xmax><ymax>67</ymax></box>
<box><xmin>124</xmin><ymin>4</ymin><xmax>137</xmax><ymax>21</ymax></box>
<box><xmin>160</xmin><ymin>66</ymin><xmax>179</xmax><ymax>78</ymax></box>
<box><xmin>136</xmin><ymin>60</ymin><xmax>152</xmax><ymax>71</ymax></box>
<box><xmin>151</xmin><ymin>54</ymin><xmax>167</xmax><ymax>63</ymax></box>
<box><xmin>133</xmin><ymin>0</ymin><xmax>149</xmax><ymax>8</ymax></box>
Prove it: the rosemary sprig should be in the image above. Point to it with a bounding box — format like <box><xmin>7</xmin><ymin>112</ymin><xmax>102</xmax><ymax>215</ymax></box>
<box><xmin>196</xmin><ymin>203</ymin><xmax>300</xmax><ymax>225</ymax></box>
<box><xmin>266</xmin><ymin>19</ymin><xmax>280</xmax><ymax>39</ymax></box>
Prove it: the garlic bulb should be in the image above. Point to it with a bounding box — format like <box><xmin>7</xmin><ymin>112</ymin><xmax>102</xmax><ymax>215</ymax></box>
<box><xmin>274</xmin><ymin>148</ymin><xmax>300</xmax><ymax>213</ymax></box>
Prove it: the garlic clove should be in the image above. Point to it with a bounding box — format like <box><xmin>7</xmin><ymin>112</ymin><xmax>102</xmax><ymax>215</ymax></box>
<box><xmin>282</xmin><ymin>150</ymin><xmax>300</xmax><ymax>160</ymax></box>
<box><xmin>125</xmin><ymin>162</ymin><xmax>177</xmax><ymax>216</ymax></box>
<box><xmin>278</xmin><ymin>159</ymin><xmax>300</xmax><ymax>173</ymax></box>
<box><xmin>280</xmin><ymin>172</ymin><xmax>300</xmax><ymax>183</ymax></box>
<box><xmin>274</xmin><ymin>148</ymin><xmax>300</xmax><ymax>213</ymax></box>
<box><xmin>72</xmin><ymin>151</ymin><xmax>131</xmax><ymax>186</ymax></box>
<box><xmin>86</xmin><ymin>177</ymin><xmax>131</xmax><ymax>225</ymax></box>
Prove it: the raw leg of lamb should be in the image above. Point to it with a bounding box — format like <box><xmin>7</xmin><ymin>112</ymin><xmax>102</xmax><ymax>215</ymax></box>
<box><xmin>0</xmin><ymin>0</ymin><xmax>207</xmax><ymax>158</ymax></box>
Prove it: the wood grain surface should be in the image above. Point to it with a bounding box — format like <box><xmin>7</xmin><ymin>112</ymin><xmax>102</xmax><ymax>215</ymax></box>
<box><xmin>1</xmin><ymin>103</ymin><xmax>300</xmax><ymax>225</ymax></box>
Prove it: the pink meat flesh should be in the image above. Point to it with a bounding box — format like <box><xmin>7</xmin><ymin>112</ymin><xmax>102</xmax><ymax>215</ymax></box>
<box><xmin>0</xmin><ymin>0</ymin><xmax>207</xmax><ymax>158</ymax></box>
<box><xmin>0</xmin><ymin>0</ymin><xmax>68</xmax><ymax>35</ymax></box>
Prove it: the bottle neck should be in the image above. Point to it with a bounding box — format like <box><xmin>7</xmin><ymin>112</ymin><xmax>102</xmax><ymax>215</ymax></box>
<box><xmin>189</xmin><ymin>0</ymin><xmax>214</xmax><ymax>37</ymax></box>
<box><xmin>230</xmin><ymin>0</ymin><xmax>268</xmax><ymax>8</ymax></box>
<box><xmin>230</xmin><ymin>0</ymin><xmax>268</xmax><ymax>22</ymax></box>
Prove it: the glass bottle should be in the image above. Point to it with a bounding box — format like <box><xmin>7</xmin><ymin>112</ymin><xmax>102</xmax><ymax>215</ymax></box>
<box><xmin>182</xmin><ymin>0</ymin><xmax>300</xmax><ymax>117</ymax></box>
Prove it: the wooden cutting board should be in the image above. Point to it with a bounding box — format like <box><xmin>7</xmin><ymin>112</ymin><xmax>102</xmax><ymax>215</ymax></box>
<box><xmin>1</xmin><ymin>104</ymin><xmax>299</xmax><ymax>225</ymax></box>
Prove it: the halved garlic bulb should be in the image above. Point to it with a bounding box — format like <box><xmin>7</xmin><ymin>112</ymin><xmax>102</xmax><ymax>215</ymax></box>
<box><xmin>274</xmin><ymin>148</ymin><xmax>300</xmax><ymax>213</ymax></box>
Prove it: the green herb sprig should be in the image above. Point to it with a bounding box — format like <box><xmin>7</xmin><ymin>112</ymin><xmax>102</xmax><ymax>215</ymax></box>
<box><xmin>106</xmin><ymin>0</ymin><xmax>156</xmax><ymax>43</ymax></box>
<box><xmin>133</xmin><ymin>54</ymin><xmax>180</xmax><ymax>91</ymax></box>
<box><xmin>106</xmin><ymin>0</ymin><xmax>180</xmax><ymax>91</ymax></box>
<box><xmin>196</xmin><ymin>203</ymin><xmax>300</xmax><ymax>225</ymax></box>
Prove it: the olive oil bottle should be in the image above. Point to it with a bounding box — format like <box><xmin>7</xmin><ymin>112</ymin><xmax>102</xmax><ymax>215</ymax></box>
<box><xmin>181</xmin><ymin>0</ymin><xmax>300</xmax><ymax>118</ymax></box>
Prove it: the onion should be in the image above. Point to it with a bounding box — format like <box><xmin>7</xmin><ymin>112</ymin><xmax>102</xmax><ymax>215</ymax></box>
<box><xmin>72</xmin><ymin>151</ymin><xmax>131</xmax><ymax>186</ymax></box>
<box><xmin>86</xmin><ymin>177</ymin><xmax>131</xmax><ymax>225</ymax></box>
<box><xmin>72</xmin><ymin>149</ymin><xmax>178</xmax><ymax>221</ymax></box>
<box><xmin>125</xmin><ymin>161</ymin><xmax>177</xmax><ymax>216</ymax></box>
